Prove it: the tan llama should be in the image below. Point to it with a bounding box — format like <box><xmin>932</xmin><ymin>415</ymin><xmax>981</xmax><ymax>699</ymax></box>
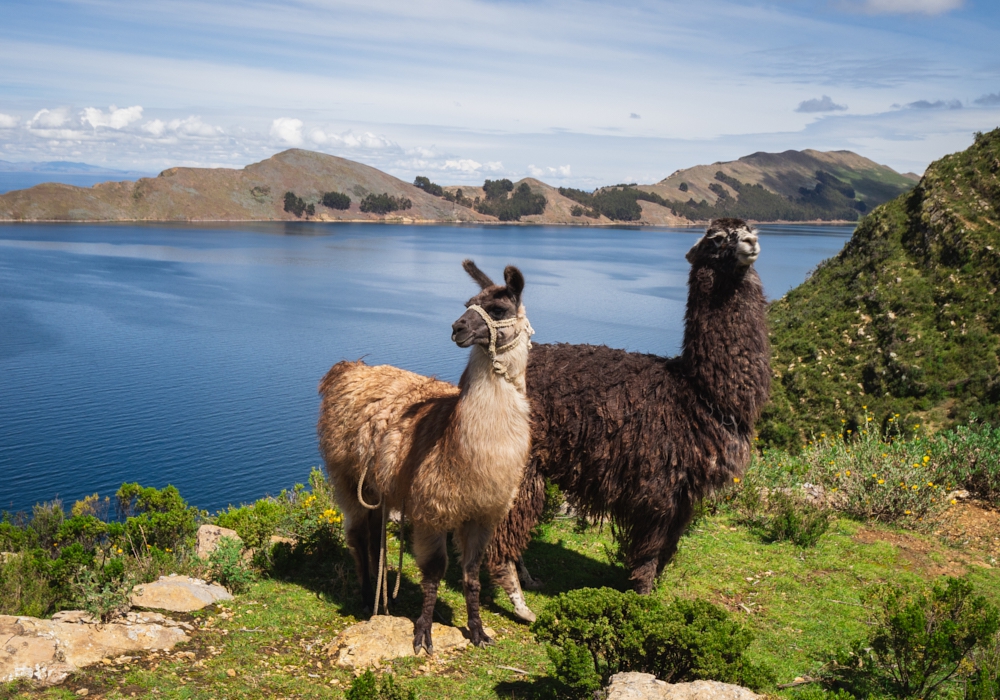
<box><xmin>317</xmin><ymin>260</ymin><xmax>532</xmax><ymax>653</ymax></box>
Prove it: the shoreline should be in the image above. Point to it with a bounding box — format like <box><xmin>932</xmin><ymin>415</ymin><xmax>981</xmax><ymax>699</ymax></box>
<box><xmin>0</xmin><ymin>217</ymin><xmax>859</xmax><ymax>226</ymax></box>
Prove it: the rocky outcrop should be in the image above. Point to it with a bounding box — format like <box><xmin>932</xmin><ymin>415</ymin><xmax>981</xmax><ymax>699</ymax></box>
<box><xmin>130</xmin><ymin>575</ymin><xmax>233</xmax><ymax>612</ymax></box>
<box><xmin>195</xmin><ymin>524</ymin><xmax>241</xmax><ymax>559</ymax></box>
<box><xmin>0</xmin><ymin>611</ymin><xmax>189</xmax><ymax>685</ymax></box>
<box><xmin>325</xmin><ymin>615</ymin><xmax>495</xmax><ymax>669</ymax></box>
<box><xmin>606</xmin><ymin>673</ymin><xmax>764</xmax><ymax>700</ymax></box>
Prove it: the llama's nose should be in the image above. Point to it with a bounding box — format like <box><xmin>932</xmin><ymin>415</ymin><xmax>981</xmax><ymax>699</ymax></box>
<box><xmin>452</xmin><ymin>319</ymin><xmax>467</xmax><ymax>338</ymax></box>
<box><xmin>745</xmin><ymin>233</ymin><xmax>758</xmax><ymax>247</ymax></box>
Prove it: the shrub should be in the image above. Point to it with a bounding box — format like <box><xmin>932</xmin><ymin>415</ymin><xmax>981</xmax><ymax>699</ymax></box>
<box><xmin>216</xmin><ymin>499</ymin><xmax>285</xmax><ymax>551</ymax></box>
<box><xmin>532</xmin><ymin>588</ymin><xmax>773</xmax><ymax>698</ymax></box>
<box><xmin>283</xmin><ymin>191</ymin><xmax>309</xmax><ymax>217</ymax></box>
<box><xmin>71</xmin><ymin>567</ymin><xmax>134</xmax><ymax>622</ymax></box>
<box><xmin>346</xmin><ymin>670</ymin><xmax>416</xmax><ymax>700</ymax></box>
<box><xmin>209</xmin><ymin>536</ymin><xmax>256</xmax><ymax>594</ymax></box>
<box><xmin>483</xmin><ymin>178</ymin><xmax>514</xmax><ymax>201</ymax></box>
<box><xmin>321</xmin><ymin>191</ymin><xmax>351</xmax><ymax>210</ymax></box>
<box><xmin>476</xmin><ymin>182</ymin><xmax>546</xmax><ymax>221</ymax></box>
<box><xmin>413</xmin><ymin>176</ymin><xmax>444</xmax><ymax>197</ymax></box>
<box><xmin>679</xmin><ymin>182</ymin><xmax>688</xmax><ymax>192</ymax></box>
<box><xmin>752</xmin><ymin>491</ymin><xmax>830</xmax><ymax>547</ymax></box>
<box><xmin>927</xmin><ymin>420</ymin><xmax>1000</xmax><ymax>504</ymax></box>
<box><xmin>360</xmin><ymin>193</ymin><xmax>412</xmax><ymax>214</ymax></box>
<box><xmin>116</xmin><ymin>483</ymin><xmax>199</xmax><ymax>552</ymax></box>
<box><xmin>825</xmin><ymin>578</ymin><xmax>999</xmax><ymax>699</ymax></box>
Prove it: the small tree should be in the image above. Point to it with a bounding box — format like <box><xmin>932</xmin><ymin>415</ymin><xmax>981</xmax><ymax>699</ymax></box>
<box><xmin>322</xmin><ymin>191</ymin><xmax>351</xmax><ymax>210</ymax></box>
<box><xmin>283</xmin><ymin>191</ymin><xmax>308</xmax><ymax>218</ymax></box>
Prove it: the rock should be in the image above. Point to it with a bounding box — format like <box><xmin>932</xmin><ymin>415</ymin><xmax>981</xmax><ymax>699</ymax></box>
<box><xmin>0</xmin><ymin>613</ymin><xmax>189</xmax><ymax>686</ymax></box>
<box><xmin>325</xmin><ymin>615</ymin><xmax>495</xmax><ymax>669</ymax></box>
<box><xmin>269</xmin><ymin>535</ymin><xmax>295</xmax><ymax>546</ymax></box>
<box><xmin>131</xmin><ymin>575</ymin><xmax>233</xmax><ymax>612</ymax></box>
<box><xmin>606</xmin><ymin>673</ymin><xmax>763</xmax><ymax>700</ymax></box>
<box><xmin>196</xmin><ymin>524</ymin><xmax>241</xmax><ymax>559</ymax></box>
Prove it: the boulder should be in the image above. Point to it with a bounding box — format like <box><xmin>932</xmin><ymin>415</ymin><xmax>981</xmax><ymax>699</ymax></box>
<box><xmin>131</xmin><ymin>575</ymin><xmax>233</xmax><ymax>612</ymax></box>
<box><xmin>606</xmin><ymin>673</ymin><xmax>763</xmax><ymax>700</ymax></box>
<box><xmin>325</xmin><ymin>615</ymin><xmax>495</xmax><ymax>669</ymax></box>
<box><xmin>0</xmin><ymin>612</ymin><xmax>188</xmax><ymax>686</ymax></box>
<box><xmin>196</xmin><ymin>524</ymin><xmax>241</xmax><ymax>559</ymax></box>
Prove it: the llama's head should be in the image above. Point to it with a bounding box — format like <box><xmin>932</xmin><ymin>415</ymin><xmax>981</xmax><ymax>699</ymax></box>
<box><xmin>451</xmin><ymin>259</ymin><xmax>526</xmax><ymax>352</ymax></box>
<box><xmin>685</xmin><ymin>217</ymin><xmax>760</xmax><ymax>270</ymax></box>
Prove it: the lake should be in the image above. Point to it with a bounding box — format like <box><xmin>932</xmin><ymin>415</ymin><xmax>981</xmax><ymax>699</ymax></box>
<box><xmin>0</xmin><ymin>222</ymin><xmax>853</xmax><ymax>514</ymax></box>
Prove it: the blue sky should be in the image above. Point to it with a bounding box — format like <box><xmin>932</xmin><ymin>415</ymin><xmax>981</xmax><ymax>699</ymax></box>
<box><xmin>1</xmin><ymin>0</ymin><xmax>998</xmax><ymax>186</ymax></box>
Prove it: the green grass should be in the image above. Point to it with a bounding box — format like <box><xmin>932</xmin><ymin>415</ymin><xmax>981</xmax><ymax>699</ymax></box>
<box><xmin>8</xmin><ymin>500</ymin><xmax>1000</xmax><ymax>699</ymax></box>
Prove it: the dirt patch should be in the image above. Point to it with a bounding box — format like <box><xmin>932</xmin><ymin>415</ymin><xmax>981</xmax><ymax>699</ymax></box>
<box><xmin>853</xmin><ymin>525</ymin><xmax>989</xmax><ymax>577</ymax></box>
<box><xmin>931</xmin><ymin>500</ymin><xmax>1000</xmax><ymax>561</ymax></box>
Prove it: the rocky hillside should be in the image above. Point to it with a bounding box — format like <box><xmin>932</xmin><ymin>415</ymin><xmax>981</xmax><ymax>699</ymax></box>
<box><xmin>761</xmin><ymin>129</ymin><xmax>1000</xmax><ymax>448</ymax></box>
<box><xmin>0</xmin><ymin>149</ymin><xmax>490</xmax><ymax>223</ymax></box>
<box><xmin>642</xmin><ymin>149</ymin><xmax>918</xmax><ymax>223</ymax></box>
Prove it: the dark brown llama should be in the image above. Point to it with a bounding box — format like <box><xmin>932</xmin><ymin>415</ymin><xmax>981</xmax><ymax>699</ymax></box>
<box><xmin>318</xmin><ymin>260</ymin><xmax>533</xmax><ymax>653</ymax></box>
<box><xmin>487</xmin><ymin>218</ymin><xmax>770</xmax><ymax>623</ymax></box>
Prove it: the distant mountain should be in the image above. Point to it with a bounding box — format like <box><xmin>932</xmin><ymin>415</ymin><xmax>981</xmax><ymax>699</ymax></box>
<box><xmin>761</xmin><ymin>130</ymin><xmax>1000</xmax><ymax>448</ymax></box>
<box><xmin>641</xmin><ymin>149</ymin><xmax>918</xmax><ymax>223</ymax></box>
<box><xmin>0</xmin><ymin>147</ymin><xmax>916</xmax><ymax>224</ymax></box>
<box><xmin>0</xmin><ymin>159</ymin><xmax>147</xmax><ymax>175</ymax></box>
<box><xmin>0</xmin><ymin>150</ymin><xmax>488</xmax><ymax>223</ymax></box>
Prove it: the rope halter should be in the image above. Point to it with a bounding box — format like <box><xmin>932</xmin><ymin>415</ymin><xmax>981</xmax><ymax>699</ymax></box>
<box><xmin>466</xmin><ymin>304</ymin><xmax>534</xmax><ymax>383</ymax></box>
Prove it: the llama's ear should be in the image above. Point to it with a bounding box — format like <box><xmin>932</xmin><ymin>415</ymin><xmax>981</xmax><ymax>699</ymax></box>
<box><xmin>504</xmin><ymin>265</ymin><xmax>525</xmax><ymax>301</ymax></box>
<box><xmin>462</xmin><ymin>259</ymin><xmax>494</xmax><ymax>289</ymax></box>
<box><xmin>685</xmin><ymin>243</ymin><xmax>699</xmax><ymax>264</ymax></box>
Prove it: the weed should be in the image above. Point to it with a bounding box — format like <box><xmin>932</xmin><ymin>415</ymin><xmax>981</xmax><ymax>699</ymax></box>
<box><xmin>209</xmin><ymin>536</ymin><xmax>257</xmax><ymax>594</ymax></box>
<box><xmin>756</xmin><ymin>491</ymin><xmax>830</xmax><ymax>547</ymax></box>
<box><xmin>346</xmin><ymin>670</ymin><xmax>416</xmax><ymax>700</ymax></box>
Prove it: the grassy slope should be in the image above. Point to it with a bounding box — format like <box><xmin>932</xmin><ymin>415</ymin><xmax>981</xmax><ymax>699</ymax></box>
<box><xmin>761</xmin><ymin>129</ymin><xmax>1000</xmax><ymax>449</ymax></box>
<box><xmin>7</xmin><ymin>508</ymin><xmax>1000</xmax><ymax>699</ymax></box>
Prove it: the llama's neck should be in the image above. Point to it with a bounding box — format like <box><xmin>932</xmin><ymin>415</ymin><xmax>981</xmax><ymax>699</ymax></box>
<box><xmin>453</xmin><ymin>313</ymin><xmax>532</xmax><ymax>466</ymax></box>
<box><xmin>681</xmin><ymin>265</ymin><xmax>771</xmax><ymax>431</ymax></box>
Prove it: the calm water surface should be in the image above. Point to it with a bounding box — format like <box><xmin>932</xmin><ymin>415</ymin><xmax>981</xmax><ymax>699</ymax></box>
<box><xmin>0</xmin><ymin>222</ymin><xmax>853</xmax><ymax>513</ymax></box>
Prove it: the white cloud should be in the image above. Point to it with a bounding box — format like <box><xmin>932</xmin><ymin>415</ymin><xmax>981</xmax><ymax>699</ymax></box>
<box><xmin>483</xmin><ymin>161</ymin><xmax>504</xmax><ymax>172</ymax></box>
<box><xmin>168</xmin><ymin>116</ymin><xmax>222</xmax><ymax>137</ymax></box>
<box><xmin>270</xmin><ymin>117</ymin><xmax>303</xmax><ymax>145</ymax></box>
<box><xmin>81</xmin><ymin>105</ymin><xmax>143</xmax><ymax>129</ymax></box>
<box><xmin>860</xmin><ymin>0</ymin><xmax>963</xmax><ymax>14</ymax></box>
<box><xmin>0</xmin><ymin>113</ymin><xmax>18</xmax><ymax>128</ymax></box>
<box><xmin>442</xmin><ymin>158</ymin><xmax>483</xmax><ymax>173</ymax></box>
<box><xmin>309</xmin><ymin>129</ymin><xmax>327</xmax><ymax>144</ymax></box>
<box><xmin>29</xmin><ymin>107</ymin><xmax>71</xmax><ymax>128</ymax></box>
<box><xmin>796</xmin><ymin>96</ymin><xmax>848</xmax><ymax>113</ymax></box>
<box><xmin>905</xmin><ymin>99</ymin><xmax>962</xmax><ymax>109</ymax></box>
<box><xmin>340</xmin><ymin>131</ymin><xmax>395</xmax><ymax>149</ymax></box>
<box><xmin>142</xmin><ymin>119</ymin><xmax>166</xmax><ymax>137</ymax></box>
<box><xmin>528</xmin><ymin>164</ymin><xmax>572</xmax><ymax>178</ymax></box>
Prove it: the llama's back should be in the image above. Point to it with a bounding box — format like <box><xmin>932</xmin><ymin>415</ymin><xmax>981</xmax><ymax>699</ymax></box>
<box><xmin>317</xmin><ymin>360</ymin><xmax>458</xmax><ymax>512</ymax></box>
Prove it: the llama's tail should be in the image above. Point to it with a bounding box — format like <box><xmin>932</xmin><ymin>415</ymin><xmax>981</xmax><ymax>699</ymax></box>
<box><xmin>318</xmin><ymin>359</ymin><xmax>367</xmax><ymax>395</ymax></box>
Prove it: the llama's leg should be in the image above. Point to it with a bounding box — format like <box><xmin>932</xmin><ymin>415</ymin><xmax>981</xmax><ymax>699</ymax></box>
<box><xmin>626</xmin><ymin>498</ymin><xmax>694</xmax><ymax>595</ymax></box>
<box><xmin>493</xmin><ymin>560</ymin><xmax>535</xmax><ymax>623</ymax></box>
<box><xmin>344</xmin><ymin>508</ymin><xmax>379</xmax><ymax>613</ymax></box>
<box><xmin>455</xmin><ymin>521</ymin><xmax>494</xmax><ymax>647</ymax></box>
<box><xmin>517</xmin><ymin>555</ymin><xmax>543</xmax><ymax>590</ymax></box>
<box><xmin>412</xmin><ymin>529</ymin><xmax>447</xmax><ymax>655</ymax></box>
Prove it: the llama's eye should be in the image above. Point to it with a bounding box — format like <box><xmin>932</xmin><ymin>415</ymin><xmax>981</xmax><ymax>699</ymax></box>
<box><xmin>488</xmin><ymin>307</ymin><xmax>504</xmax><ymax>320</ymax></box>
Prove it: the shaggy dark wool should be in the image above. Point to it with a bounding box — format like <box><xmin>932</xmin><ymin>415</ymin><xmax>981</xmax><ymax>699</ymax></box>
<box><xmin>486</xmin><ymin>218</ymin><xmax>771</xmax><ymax>594</ymax></box>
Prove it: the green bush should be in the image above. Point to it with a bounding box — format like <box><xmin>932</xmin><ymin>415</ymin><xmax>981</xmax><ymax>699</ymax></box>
<box><xmin>476</xmin><ymin>182</ymin><xmax>546</xmax><ymax>221</ymax></box>
<box><xmin>360</xmin><ymin>193</ymin><xmax>412</xmax><ymax>214</ymax></box>
<box><xmin>928</xmin><ymin>420</ymin><xmax>1000</xmax><ymax>504</ymax></box>
<box><xmin>413</xmin><ymin>176</ymin><xmax>443</xmax><ymax>197</ymax></box>
<box><xmin>321</xmin><ymin>191</ymin><xmax>351</xmax><ymax>210</ymax></box>
<box><xmin>216</xmin><ymin>499</ymin><xmax>285</xmax><ymax>551</ymax></box>
<box><xmin>209</xmin><ymin>536</ymin><xmax>256</xmax><ymax>594</ymax></box>
<box><xmin>826</xmin><ymin>578</ymin><xmax>999</xmax><ymax>699</ymax></box>
<box><xmin>346</xmin><ymin>669</ymin><xmax>416</xmax><ymax>700</ymax></box>
<box><xmin>532</xmin><ymin>588</ymin><xmax>773</xmax><ymax>698</ymax></box>
<box><xmin>116</xmin><ymin>483</ymin><xmax>199</xmax><ymax>552</ymax></box>
<box><xmin>754</xmin><ymin>491</ymin><xmax>830</xmax><ymax>547</ymax></box>
<box><xmin>283</xmin><ymin>191</ymin><xmax>309</xmax><ymax>217</ymax></box>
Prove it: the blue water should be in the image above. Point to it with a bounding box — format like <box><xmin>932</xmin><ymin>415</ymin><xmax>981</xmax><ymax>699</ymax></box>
<box><xmin>0</xmin><ymin>222</ymin><xmax>853</xmax><ymax>514</ymax></box>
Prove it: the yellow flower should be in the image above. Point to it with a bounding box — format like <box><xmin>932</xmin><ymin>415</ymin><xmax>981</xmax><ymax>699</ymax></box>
<box><xmin>733</xmin><ymin>477</ymin><xmax>741</xmax><ymax>483</ymax></box>
<box><xmin>912</xmin><ymin>485</ymin><xmax>919</xmax><ymax>490</ymax></box>
<box><xmin>821</xmin><ymin>433</ymin><xmax>826</xmax><ymax>438</ymax></box>
<box><xmin>116</xmin><ymin>548</ymin><xmax>123</xmax><ymax>554</ymax></box>
<box><xmin>927</xmin><ymin>482</ymin><xmax>934</xmax><ymax>487</ymax></box>
<box><xmin>841</xmin><ymin>419</ymin><xmax>846</xmax><ymax>423</ymax></box>
<box><xmin>862</xmin><ymin>405</ymin><xmax>867</xmax><ymax>409</ymax></box>
<box><xmin>882</xmin><ymin>453</ymin><xmax>888</xmax><ymax>457</ymax></box>
<box><xmin>905</xmin><ymin>510</ymin><xmax>912</xmax><ymax>515</ymax></box>
<box><xmin>835</xmin><ymin>472</ymin><xmax>841</xmax><ymax>478</ymax></box>
<box><xmin>878</xmin><ymin>479</ymin><xmax>885</xmax><ymax>484</ymax></box>
<box><xmin>951</xmin><ymin>499</ymin><xmax>957</xmax><ymax>505</ymax></box>
<box><xmin>846</xmin><ymin>470</ymin><xmax>851</xmax><ymax>476</ymax></box>
<box><xmin>923</xmin><ymin>456</ymin><xmax>930</xmax><ymax>463</ymax></box>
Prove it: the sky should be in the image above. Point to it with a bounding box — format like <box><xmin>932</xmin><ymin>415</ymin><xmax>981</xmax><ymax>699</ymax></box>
<box><xmin>1</xmin><ymin>0</ymin><xmax>999</xmax><ymax>187</ymax></box>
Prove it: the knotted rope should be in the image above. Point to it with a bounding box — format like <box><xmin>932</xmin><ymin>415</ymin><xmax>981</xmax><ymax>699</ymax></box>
<box><xmin>466</xmin><ymin>304</ymin><xmax>534</xmax><ymax>383</ymax></box>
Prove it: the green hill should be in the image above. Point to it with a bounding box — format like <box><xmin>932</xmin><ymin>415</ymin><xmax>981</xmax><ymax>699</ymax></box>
<box><xmin>761</xmin><ymin>129</ymin><xmax>1000</xmax><ymax>449</ymax></box>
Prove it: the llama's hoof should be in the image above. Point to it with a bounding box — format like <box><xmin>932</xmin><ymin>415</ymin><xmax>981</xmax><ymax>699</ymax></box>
<box><xmin>413</xmin><ymin>626</ymin><xmax>434</xmax><ymax>656</ymax></box>
<box><xmin>469</xmin><ymin>628</ymin><xmax>493</xmax><ymax>648</ymax></box>
<box><xmin>513</xmin><ymin>604</ymin><xmax>536</xmax><ymax>624</ymax></box>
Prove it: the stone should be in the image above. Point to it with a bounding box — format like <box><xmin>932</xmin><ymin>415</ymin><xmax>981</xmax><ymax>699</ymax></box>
<box><xmin>0</xmin><ymin>613</ymin><xmax>189</xmax><ymax>686</ymax></box>
<box><xmin>269</xmin><ymin>535</ymin><xmax>295</xmax><ymax>546</ymax></box>
<box><xmin>196</xmin><ymin>524</ymin><xmax>241</xmax><ymax>559</ymax></box>
<box><xmin>325</xmin><ymin>615</ymin><xmax>495</xmax><ymax>669</ymax></box>
<box><xmin>131</xmin><ymin>575</ymin><xmax>233</xmax><ymax>612</ymax></box>
<box><xmin>606</xmin><ymin>673</ymin><xmax>763</xmax><ymax>700</ymax></box>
